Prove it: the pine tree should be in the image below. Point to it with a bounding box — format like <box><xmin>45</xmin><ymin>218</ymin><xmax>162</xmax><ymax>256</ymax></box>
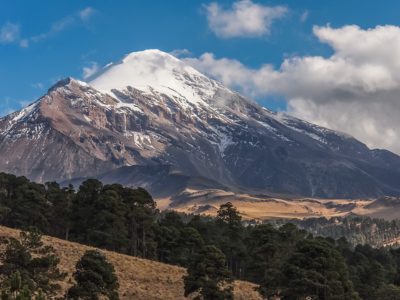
<box><xmin>46</xmin><ymin>182</ymin><xmax>74</xmax><ymax>240</ymax></box>
<box><xmin>216</xmin><ymin>202</ymin><xmax>245</xmax><ymax>277</ymax></box>
<box><xmin>69</xmin><ymin>179</ymin><xmax>103</xmax><ymax>243</ymax></box>
<box><xmin>122</xmin><ymin>187</ymin><xmax>157</xmax><ymax>258</ymax></box>
<box><xmin>87</xmin><ymin>187</ymin><xmax>128</xmax><ymax>252</ymax></box>
<box><xmin>0</xmin><ymin>230</ymin><xmax>65</xmax><ymax>298</ymax></box>
<box><xmin>281</xmin><ymin>238</ymin><xmax>359</xmax><ymax>300</ymax></box>
<box><xmin>184</xmin><ymin>245</ymin><xmax>233</xmax><ymax>300</ymax></box>
<box><xmin>67</xmin><ymin>250</ymin><xmax>119</xmax><ymax>300</ymax></box>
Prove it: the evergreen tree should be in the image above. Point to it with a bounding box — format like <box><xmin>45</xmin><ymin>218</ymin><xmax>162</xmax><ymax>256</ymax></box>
<box><xmin>0</xmin><ymin>229</ymin><xmax>66</xmax><ymax>297</ymax></box>
<box><xmin>155</xmin><ymin>224</ymin><xmax>181</xmax><ymax>264</ymax></box>
<box><xmin>216</xmin><ymin>202</ymin><xmax>245</xmax><ymax>277</ymax></box>
<box><xmin>184</xmin><ymin>245</ymin><xmax>233</xmax><ymax>300</ymax></box>
<box><xmin>1</xmin><ymin>177</ymin><xmax>49</xmax><ymax>232</ymax></box>
<box><xmin>69</xmin><ymin>179</ymin><xmax>103</xmax><ymax>243</ymax></box>
<box><xmin>372</xmin><ymin>284</ymin><xmax>400</xmax><ymax>300</ymax></box>
<box><xmin>281</xmin><ymin>238</ymin><xmax>359</xmax><ymax>300</ymax></box>
<box><xmin>46</xmin><ymin>182</ymin><xmax>74</xmax><ymax>240</ymax></box>
<box><xmin>122</xmin><ymin>187</ymin><xmax>157</xmax><ymax>258</ymax></box>
<box><xmin>67</xmin><ymin>250</ymin><xmax>119</xmax><ymax>300</ymax></box>
<box><xmin>87</xmin><ymin>186</ymin><xmax>128</xmax><ymax>252</ymax></box>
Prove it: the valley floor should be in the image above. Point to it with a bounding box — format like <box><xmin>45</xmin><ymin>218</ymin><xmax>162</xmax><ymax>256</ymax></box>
<box><xmin>167</xmin><ymin>188</ymin><xmax>400</xmax><ymax>220</ymax></box>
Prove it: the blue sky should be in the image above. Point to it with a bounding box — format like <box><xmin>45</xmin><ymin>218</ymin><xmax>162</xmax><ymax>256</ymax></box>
<box><xmin>3</xmin><ymin>1</ymin><xmax>400</xmax><ymax>153</ymax></box>
<box><xmin>0</xmin><ymin>0</ymin><xmax>396</xmax><ymax>114</ymax></box>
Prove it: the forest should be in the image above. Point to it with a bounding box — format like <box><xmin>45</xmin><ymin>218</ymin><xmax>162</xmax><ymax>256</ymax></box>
<box><xmin>278</xmin><ymin>215</ymin><xmax>400</xmax><ymax>247</ymax></box>
<box><xmin>1</xmin><ymin>172</ymin><xmax>400</xmax><ymax>299</ymax></box>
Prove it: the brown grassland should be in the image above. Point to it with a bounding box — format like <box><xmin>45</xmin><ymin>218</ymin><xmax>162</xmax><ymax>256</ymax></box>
<box><xmin>0</xmin><ymin>226</ymin><xmax>262</xmax><ymax>300</ymax></box>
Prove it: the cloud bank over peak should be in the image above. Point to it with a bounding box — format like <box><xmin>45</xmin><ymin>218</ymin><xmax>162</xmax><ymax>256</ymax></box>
<box><xmin>204</xmin><ymin>0</ymin><xmax>287</xmax><ymax>38</ymax></box>
<box><xmin>185</xmin><ymin>24</ymin><xmax>400</xmax><ymax>154</ymax></box>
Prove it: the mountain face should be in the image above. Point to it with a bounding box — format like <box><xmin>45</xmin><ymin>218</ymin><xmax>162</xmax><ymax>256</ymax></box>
<box><xmin>1</xmin><ymin>49</ymin><xmax>400</xmax><ymax>198</ymax></box>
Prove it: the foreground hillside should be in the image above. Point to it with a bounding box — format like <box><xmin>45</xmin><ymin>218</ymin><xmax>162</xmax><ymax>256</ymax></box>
<box><xmin>0</xmin><ymin>226</ymin><xmax>261</xmax><ymax>300</ymax></box>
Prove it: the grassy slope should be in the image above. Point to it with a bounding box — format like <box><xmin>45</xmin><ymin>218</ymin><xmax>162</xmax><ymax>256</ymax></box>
<box><xmin>0</xmin><ymin>226</ymin><xmax>261</xmax><ymax>300</ymax></box>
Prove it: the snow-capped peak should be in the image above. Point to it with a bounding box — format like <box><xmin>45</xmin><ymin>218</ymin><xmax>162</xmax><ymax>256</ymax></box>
<box><xmin>48</xmin><ymin>77</ymin><xmax>88</xmax><ymax>93</ymax></box>
<box><xmin>89</xmin><ymin>49</ymin><xmax>224</xmax><ymax>106</ymax></box>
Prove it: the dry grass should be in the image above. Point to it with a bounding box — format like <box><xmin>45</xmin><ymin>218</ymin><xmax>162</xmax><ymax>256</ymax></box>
<box><xmin>168</xmin><ymin>189</ymin><xmax>380</xmax><ymax>220</ymax></box>
<box><xmin>0</xmin><ymin>226</ymin><xmax>262</xmax><ymax>300</ymax></box>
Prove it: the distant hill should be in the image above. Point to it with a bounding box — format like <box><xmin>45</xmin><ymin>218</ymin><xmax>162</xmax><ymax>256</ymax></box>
<box><xmin>0</xmin><ymin>225</ymin><xmax>261</xmax><ymax>300</ymax></box>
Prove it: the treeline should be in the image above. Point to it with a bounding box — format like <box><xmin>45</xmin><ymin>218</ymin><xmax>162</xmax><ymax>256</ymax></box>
<box><xmin>2</xmin><ymin>173</ymin><xmax>400</xmax><ymax>299</ymax></box>
<box><xmin>276</xmin><ymin>216</ymin><xmax>400</xmax><ymax>247</ymax></box>
<box><xmin>0</xmin><ymin>174</ymin><xmax>156</xmax><ymax>258</ymax></box>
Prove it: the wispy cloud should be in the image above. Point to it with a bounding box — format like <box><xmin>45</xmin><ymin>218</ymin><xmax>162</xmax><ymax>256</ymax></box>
<box><xmin>31</xmin><ymin>16</ymin><xmax>75</xmax><ymax>43</ymax></box>
<box><xmin>19</xmin><ymin>39</ymin><xmax>29</xmax><ymax>48</ymax></box>
<box><xmin>79</xmin><ymin>7</ymin><xmax>96</xmax><ymax>21</ymax></box>
<box><xmin>82</xmin><ymin>62</ymin><xmax>100</xmax><ymax>79</ymax></box>
<box><xmin>0</xmin><ymin>22</ymin><xmax>20</xmax><ymax>44</ymax></box>
<box><xmin>31</xmin><ymin>82</ymin><xmax>44</xmax><ymax>90</ymax></box>
<box><xmin>169</xmin><ymin>49</ymin><xmax>192</xmax><ymax>58</ymax></box>
<box><xmin>0</xmin><ymin>7</ymin><xmax>96</xmax><ymax>48</ymax></box>
<box><xmin>204</xmin><ymin>0</ymin><xmax>287</xmax><ymax>38</ymax></box>
<box><xmin>300</xmin><ymin>10</ymin><xmax>309</xmax><ymax>22</ymax></box>
<box><xmin>0</xmin><ymin>97</ymin><xmax>26</xmax><ymax>117</ymax></box>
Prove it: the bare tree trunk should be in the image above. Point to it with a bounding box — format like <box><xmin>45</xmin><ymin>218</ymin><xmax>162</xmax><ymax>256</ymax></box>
<box><xmin>142</xmin><ymin>227</ymin><xmax>146</xmax><ymax>258</ymax></box>
<box><xmin>65</xmin><ymin>227</ymin><xmax>70</xmax><ymax>241</ymax></box>
<box><xmin>130</xmin><ymin>218</ymin><xmax>138</xmax><ymax>256</ymax></box>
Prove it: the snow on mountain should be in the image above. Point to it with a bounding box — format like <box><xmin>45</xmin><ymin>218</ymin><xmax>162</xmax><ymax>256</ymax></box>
<box><xmin>90</xmin><ymin>49</ymin><xmax>227</xmax><ymax>110</ymax></box>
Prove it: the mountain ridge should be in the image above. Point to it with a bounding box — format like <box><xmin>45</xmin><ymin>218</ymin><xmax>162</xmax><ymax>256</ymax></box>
<box><xmin>1</xmin><ymin>49</ymin><xmax>400</xmax><ymax>199</ymax></box>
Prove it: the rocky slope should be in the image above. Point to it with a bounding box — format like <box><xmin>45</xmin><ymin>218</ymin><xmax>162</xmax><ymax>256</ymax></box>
<box><xmin>1</xmin><ymin>49</ymin><xmax>400</xmax><ymax>198</ymax></box>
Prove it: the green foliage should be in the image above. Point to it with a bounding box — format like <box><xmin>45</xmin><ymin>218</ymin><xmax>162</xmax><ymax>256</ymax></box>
<box><xmin>10</xmin><ymin>271</ymin><xmax>22</xmax><ymax>292</ymax></box>
<box><xmin>0</xmin><ymin>229</ymin><xmax>65</xmax><ymax>298</ymax></box>
<box><xmin>122</xmin><ymin>186</ymin><xmax>157</xmax><ymax>259</ymax></box>
<box><xmin>281</xmin><ymin>238</ymin><xmax>359</xmax><ymax>300</ymax></box>
<box><xmin>216</xmin><ymin>202</ymin><xmax>245</xmax><ymax>278</ymax></box>
<box><xmin>156</xmin><ymin>211</ymin><xmax>204</xmax><ymax>267</ymax></box>
<box><xmin>184</xmin><ymin>245</ymin><xmax>233</xmax><ymax>300</ymax></box>
<box><xmin>46</xmin><ymin>182</ymin><xmax>74</xmax><ymax>241</ymax></box>
<box><xmin>87</xmin><ymin>187</ymin><xmax>128</xmax><ymax>251</ymax></box>
<box><xmin>284</xmin><ymin>215</ymin><xmax>400</xmax><ymax>248</ymax></box>
<box><xmin>372</xmin><ymin>284</ymin><xmax>400</xmax><ymax>299</ymax></box>
<box><xmin>67</xmin><ymin>250</ymin><xmax>119</xmax><ymax>300</ymax></box>
<box><xmin>0</xmin><ymin>173</ymin><xmax>48</xmax><ymax>232</ymax></box>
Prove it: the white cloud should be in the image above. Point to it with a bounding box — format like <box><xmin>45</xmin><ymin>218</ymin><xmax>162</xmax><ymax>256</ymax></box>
<box><xmin>31</xmin><ymin>8</ymin><xmax>94</xmax><ymax>43</ymax></box>
<box><xmin>0</xmin><ymin>7</ymin><xmax>96</xmax><ymax>48</ymax></box>
<box><xmin>82</xmin><ymin>62</ymin><xmax>100</xmax><ymax>79</ymax></box>
<box><xmin>184</xmin><ymin>52</ymin><xmax>273</xmax><ymax>98</ymax></box>
<box><xmin>169</xmin><ymin>49</ymin><xmax>192</xmax><ymax>58</ymax></box>
<box><xmin>79</xmin><ymin>7</ymin><xmax>96</xmax><ymax>21</ymax></box>
<box><xmin>0</xmin><ymin>22</ymin><xmax>20</xmax><ymax>44</ymax></box>
<box><xmin>31</xmin><ymin>15</ymin><xmax>75</xmax><ymax>42</ymax></box>
<box><xmin>184</xmin><ymin>25</ymin><xmax>400</xmax><ymax>154</ymax></box>
<box><xmin>204</xmin><ymin>0</ymin><xmax>287</xmax><ymax>38</ymax></box>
